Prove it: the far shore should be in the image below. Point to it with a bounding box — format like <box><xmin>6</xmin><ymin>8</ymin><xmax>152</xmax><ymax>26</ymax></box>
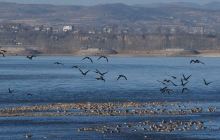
<box><xmin>3</xmin><ymin>48</ymin><xmax>220</xmax><ymax>57</ymax></box>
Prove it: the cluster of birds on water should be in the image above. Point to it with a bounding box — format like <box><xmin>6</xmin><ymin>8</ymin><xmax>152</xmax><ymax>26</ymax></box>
<box><xmin>158</xmin><ymin>59</ymin><xmax>213</xmax><ymax>94</ymax></box>
<box><xmin>54</xmin><ymin>56</ymin><xmax>128</xmax><ymax>82</ymax></box>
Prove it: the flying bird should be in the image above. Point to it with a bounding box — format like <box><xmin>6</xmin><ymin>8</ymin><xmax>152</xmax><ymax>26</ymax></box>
<box><xmin>72</xmin><ymin>65</ymin><xmax>79</xmax><ymax>69</ymax></box>
<box><xmin>8</xmin><ymin>88</ymin><xmax>14</xmax><ymax>94</ymax></box>
<box><xmin>26</xmin><ymin>55</ymin><xmax>36</xmax><ymax>60</ymax></box>
<box><xmin>203</xmin><ymin>79</ymin><xmax>213</xmax><ymax>86</ymax></box>
<box><xmin>82</xmin><ymin>57</ymin><xmax>93</xmax><ymax>63</ymax></box>
<box><xmin>95</xmin><ymin>69</ymin><xmax>108</xmax><ymax>76</ymax></box>
<box><xmin>117</xmin><ymin>75</ymin><xmax>127</xmax><ymax>80</ymax></box>
<box><xmin>97</xmin><ymin>56</ymin><xmax>108</xmax><ymax>62</ymax></box>
<box><xmin>54</xmin><ymin>62</ymin><xmax>64</xmax><ymax>65</ymax></box>
<box><xmin>79</xmin><ymin>68</ymin><xmax>90</xmax><ymax>76</ymax></box>
<box><xmin>96</xmin><ymin>76</ymin><xmax>106</xmax><ymax>82</ymax></box>
<box><xmin>190</xmin><ymin>59</ymin><xmax>205</xmax><ymax>65</ymax></box>
<box><xmin>182</xmin><ymin>74</ymin><xmax>191</xmax><ymax>81</ymax></box>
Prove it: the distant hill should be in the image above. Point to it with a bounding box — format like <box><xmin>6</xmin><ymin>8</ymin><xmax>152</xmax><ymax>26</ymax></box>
<box><xmin>0</xmin><ymin>2</ymin><xmax>220</xmax><ymax>25</ymax></box>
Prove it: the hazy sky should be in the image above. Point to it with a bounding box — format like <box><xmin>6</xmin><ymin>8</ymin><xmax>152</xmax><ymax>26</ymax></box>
<box><xmin>0</xmin><ymin>0</ymin><xmax>219</xmax><ymax>5</ymax></box>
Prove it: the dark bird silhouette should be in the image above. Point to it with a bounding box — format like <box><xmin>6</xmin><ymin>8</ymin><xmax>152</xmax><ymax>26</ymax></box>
<box><xmin>79</xmin><ymin>68</ymin><xmax>90</xmax><ymax>76</ymax></box>
<box><xmin>8</xmin><ymin>88</ymin><xmax>14</xmax><ymax>94</ymax></box>
<box><xmin>96</xmin><ymin>76</ymin><xmax>106</xmax><ymax>82</ymax></box>
<box><xmin>72</xmin><ymin>65</ymin><xmax>79</xmax><ymax>69</ymax></box>
<box><xmin>160</xmin><ymin>87</ymin><xmax>168</xmax><ymax>93</ymax></box>
<box><xmin>27</xmin><ymin>93</ymin><xmax>33</xmax><ymax>96</ymax></box>
<box><xmin>160</xmin><ymin>87</ymin><xmax>173</xmax><ymax>94</ymax></box>
<box><xmin>182</xmin><ymin>88</ymin><xmax>189</xmax><ymax>93</ymax></box>
<box><xmin>97</xmin><ymin>56</ymin><xmax>108</xmax><ymax>62</ymax></box>
<box><xmin>26</xmin><ymin>55</ymin><xmax>36</xmax><ymax>60</ymax></box>
<box><xmin>54</xmin><ymin>62</ymin><xmax>64</xmax><ymax>65</ymax></box>
<box><xmin>181</xmin><ymin>79</ymin><xmax>189</xmax><ymax>87</ymax></box>
<box><xmin>190</xmin><ymin>59</ymin><xmax>205</xmax><ymax>65</ymax></box>
<box><xmin>0</xmin><ymin>51</ymin><xmax>5</xmax><ymax>57</ymax></box>
<box><xmin>182</xmin><ymin>74</ymin><xmax>191</xmax><ymax>81</ymax></box>
<box><xmin>95</xmin><ymin>69</ymin><xmax>108</xmax><ymax>76</ymax></box>
<box><xmin>82</xmin><ymin>57</ymin><xmax>93</xmax><ymax>63</ymax></box>
<box><xmin>203</xmin><ymin>79</ymin><xmax>213</xmax><ymax>86</ymax></box>
<box><xmin>163</xmin><ymin>79</ymin><xmax>178</xmax><ymax>86</ymax></box>
<box><xmin>117</xmin><ymin>75</ymin><xmax>127</xmax><ymax>80</ymax></box>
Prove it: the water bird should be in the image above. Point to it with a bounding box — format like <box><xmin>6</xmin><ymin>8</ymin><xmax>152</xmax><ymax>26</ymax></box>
<box><xmin>26</xmin><ymin>55</ymin><xmax>36</xmax><ymax>60</ymax></box>
<box><xmin>79</xmin><ymin>68</ymin><xmax>90</xmax><ymax>76</ymax></box>
<box><xmin>97</xmin><ymin>56</ymin><xmax>108</xmax><ymax>62</ymax></box>
<box><xmin>190</xmin><ymin>59</ymin><xmax>205</xmax><ymax>65</ymax></box>
<box><xmin>203</xmin><ymin>79</ymin><xmax>213</xmax><ymax>86</ymax></box>
<box><xmin>82</xmin><ymin>57</ymin><xmax>93</xmax><ymax>63</ymax></box>
<box><xmin>182</xmin><ymin>74</ymin><xmax>191</xmax><ymax>81</ymax></box>
<box><xmin>54</xmin><ymin>62</ymin><xmax>64</xmax><ymax>65</ymax></box>
<box><xmin>96</xmin><ymin>76</ymin><xmax>106</xmax><ymax>82</ymax></box>
<box><xmin>95</xmin><ymin>69</ymin><xmax>108</xmax><ymax>76</ymax></box>
<box><xmin>117</xmin><ymin>75</ymin><xmax>127</xmax><ymax>80</ymax></box>
<box><xmin>8</xmin><ymin>88</ymin><xmax>14</xmax><ymax>94</ymax></box>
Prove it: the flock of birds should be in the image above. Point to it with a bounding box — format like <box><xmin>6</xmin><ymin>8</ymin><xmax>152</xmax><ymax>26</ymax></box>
<box><xmin>158</xmin><ymin>59</ymin><xmax>213</xmax><ymax>94</ymax></box>
<box><xmin>0</xmin><ymin>49</ymin><xmax>214</xmax><ymax>96</ymax></box>
<box><xmin>1</xmin><ymin>51</ymin><xmax>127</xmax><ymax>95</ymax></box>
<box><xmin>54</xmin><ymin>56</ymin><xmax>128</xmax><ymax>82</ymax></box>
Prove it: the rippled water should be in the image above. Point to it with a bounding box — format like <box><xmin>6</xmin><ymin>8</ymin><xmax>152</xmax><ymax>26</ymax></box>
<box><xmin>0</xmin><ymin>56</ymin><xmax>220</xmax><ymax>140</ymax></box>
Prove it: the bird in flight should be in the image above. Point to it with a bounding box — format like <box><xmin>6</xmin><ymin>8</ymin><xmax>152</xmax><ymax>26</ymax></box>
<box><xmin>96</xmin><ymin>76</ymin><xmax>106</xmax><ymax>82</ymax></box>
<box><xmin>182</xmin><ymin>74</ymin><xmax>191</xmax><ymax>81</ymax></box>
<box><xmin>117</xmin><ymin>75</ymin><xmax>127</xmax><ymax>80</ymax></box>
<box><xmin>72</xmin><ymin>65</ymin><xmax>79</xmax><ymax>69</ymax></box>
<box><xmin>8</xmin><ymin>88</ymin><xmax>14</xmax><ymax>94</ymax></box>
<box><xmin>95</xmin><ymin>69</ymin><xmax>108</xmax><ymax>76</ymax></box>
<box><xmin>27</xmin><ymin>93</ymin><xmax>33</xmax><ymax>96</ymax></box>
<box><xmin>190</xmin><ymin>59</ymin><xmax>205</xmax><ymax>65</ymax></box>
<box><xmin>26</xmin><ymin>55</ymin><xmax>36</xmax><ymax>60</ymax></box>
<box><xmin>54</xmin><ymin>62</ymin><xmax>64</xmax><ymax>65</ymax></box>
<box><xmin>203</xmin><ymin>79</ymin><xmax>213</xmax><ymax>86</ymax></box>
<box><xmin>97</xmin><ymin>56</ymin><xmax>108</xmax><ymax>62</ymax></box>
<box><xmin>79</xmin><ymin>68</ymin><xmax>90</xmax><ymax>76</ymax></box>
<box><xmin>161</xmin><ymin>79</ymin><xmax>178</xmax><ymax>86</ymax></box>
<box><xmin>82</xmin><ymin>57</ymin><xmax>93</xmax><ymax>63</ymax></box>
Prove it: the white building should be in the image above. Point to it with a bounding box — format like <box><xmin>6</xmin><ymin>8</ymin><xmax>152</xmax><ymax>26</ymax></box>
<box><xmin>63</xmin><ymin>25</ymin><xmax>73</xmax><ymax>32</ymax></box>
